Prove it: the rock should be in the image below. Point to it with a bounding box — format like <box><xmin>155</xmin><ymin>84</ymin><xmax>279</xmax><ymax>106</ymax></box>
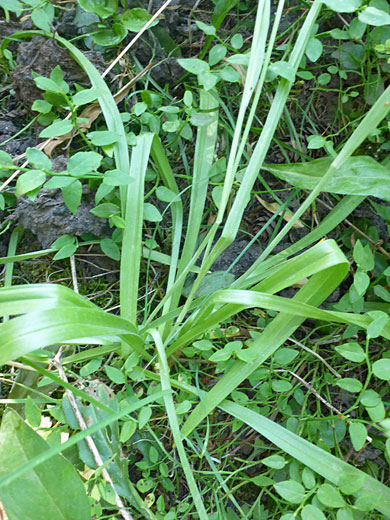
<box><xmin>10</xmin><ymin>189</ymin><xmax>109</xmax><ymax>248</ymax></box>
<box><xmin>11</xmin><ymin>36</ymin><xmax>107</xmax><ymax>107</ymax></box>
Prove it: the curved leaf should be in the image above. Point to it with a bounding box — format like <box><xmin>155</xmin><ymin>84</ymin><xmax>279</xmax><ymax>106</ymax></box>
<box><xmin>0</xmin><ymin>409</ymin><xmax>91</xmax><ymax>520</ymax></box>
<box><xmin>0</xmin><ymin>307</ymin><xmax>142</xmax><ymax>364</ymax></box>
<box><xmin>265</xmin><ymin>156</ymin><xmax>390</xmax><ymax>202</ymax></box>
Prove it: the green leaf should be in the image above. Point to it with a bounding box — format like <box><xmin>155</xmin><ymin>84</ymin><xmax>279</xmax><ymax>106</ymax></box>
<box><xmin>268</xmin><ymin>61</ymin><xmax>296</xmax><ymax>82</ymax></box>
<box><xmin>62</xmin><ymin>180</ymin><xmax>82</xmax><ymax>214</ymax></box>
<box><xmin>317</xmin><ymin>484</ymin><xmax>346</xmax><ymax>508</ymax></box>
<box><xmin>120</xmin><ymin>8</ymin><xmax>158</xmax><ymax>31</ymax></box>
<box><xmin>302</xmin><ymin>468</ymin><xmax>316</xmax><ymax>489</ymax></box>
<box><xmin>31</xmin><ymin>7</ymin><xmax>53</xmax><ymax>32</ymax></box>
<box><xmin>92</xmin><ymin>23</ymin><xmax>128</xmax><ymax>46</ymax></box>
<box><xmin>120</xmin><ymin>420</ymin><xmax>137</xmax><ymax>442</ymax></box>
<box><xmin>53</xmin><ymin>243</ymin><xmax>78</xmax><ymax>260</ymax></box>
<box><xmin>143</xmin><ymin>203</ymin><xmax>162</xmax><ymax>222</ymax></box>
<box><xmin>373</xmin><ymin>285</ymin><xmax>390</xmax><ymax>302</ymax></box>
<box><xmin>156</xmin><ymin>186</ymin><xmax>177</xmax><ymax>203</ymax></box>
<box><xmin>262</xmin><ymin>455</ymin><xmax>286</xmax><ymax>469</ymax></box>
<box><xmin>90</xmin><ymin>203</ymin><xmax>120</xmax><ymax>218</ymax></box>
<box><xmin>209</xmin><ymin>44</ymin><xmax>227</xmax><ymax>66</ymax></box>
<box><xmin>0</xmin><ymin>150</ymin><xmax>13</xmax><ymax>168</ymax></box>
<box><xmin>211</xmin><ymin>185</ymin><xmax>223</xmax><ymax>208</ymax></box>
<box><xmin>193</xmin><ymin>340</ymin><xmax>213</xmax><ymax>351</ymax></box>
<box><xmin>25</xmin><ymin>396</ymin><xmax>41</xmax><ymax>428</ymax></box>
<box><xmin>39</xmin><ymin>119</ymin><xmax>73</xmax><ymax>138</ymax></box>
<box><xmin>78</xmin><ymin>0</ymin><xmax>117</xmax><ymax>19</ymax></box>
<box><xmin>349</xmin><ymin>18</ymin><xmax>366</xmax><ymax>39</ymax></box>
<box><xmin>359</xmin><ymin>7</ymin><xmax>390</xmax><ymax>26</ymax></box>
<box><xmin>361</xmin><ymin>389</ymin><xmax>381</xmax><ymax>407</ymax></box>
<box><xmin>31</xmin><ymin>99</ymin><xmax>52</xmax><ymax>113</ymax></box>
<box><xmin>197</xmin><ymin>271</ymin><xmax>235</xmax><ymax>298</ymax></box>
<box><xmin>26</xmin><ymin>148</ymin><xmax>52</xmax><ymax>170</ymax></box>
<box><xmin>87</xmin><ymin>130</ymin><xmax>120</xmax><ymax>146</ymax></box>
<box><xmin>67</xmin><ymin>151</ymin><xmax>102</xmax><ymax>178</ymax></box>
<box><xmin>274</xmin><ymin>348</ymin><xmax>299</xmax><ymax>365</ymax></box>
<box><xmin>34</xmin><ymin>76</ymin><xmax>64</xmax><ymax>93</ymax></box>
<box><xmin>177</xmin><ymin>58</ymin><xmax>210</xmax><ymax>74</ymax></box>
<box><xmin>45</xmin><ymin>176</ymin><xmax>74</xmax><ymax>189</ymax></box>
<box><xmin>339</xmin><ymin>472</ymin><xmax>365</xmax><ymax>494</ymax></box>
<box><xmin>138</xmin><ymin>406</ymin><xmax>152</xmax><ymax>429</ymax></box>
<box><xmin>0</xmin><ymin>409</ymin><xmax>91</xmax><ymax>520</ymax></box>
<box><xmin>105</xmin><ymin>365</ymin><xmax>125</xmax><ymax>384</ymax></box>
<box><xmin>0</xmin><ymin>0</ymin><xmax>22</xmax><ymax>13</ymax></box>
<box><xmin>103</xmin><ymin>169</ymin><xmax>132</xmax><ymax>186</ymax></box>
<box><xmin>221</xmin><ymin>400</ymin><xmax>390</xmax><ymax>517</ymax></box>
<box><xmin>335</xmin><ymin>378</ymin><xmax>362</xmax><ymax>393</ymax></box>
<box><xmin>16</xmin><ymin>170</ymin><xmax>46</xmax><ymax>198</ymax></box>
<box><xmin>190</xmin><ymin>111</ymin><xmax>218</xmax><ymax>126</ymax></box>
<box><xmin>226</xmin><ymin>53</ymin><xmax>250</xmax><ymax>65</ymax></box>
<box><xmin>335</xmin><ymin>342</ymin><xmax>365</xmax><ymax>362</ymax></box>
<box><xmin>175</xmin><ymin>400</ymin><xmax>192</xmax><ymax>414</ymax></box>
<box><xmin>195</xmin><ymin>20</ymin><xmax>216</xmax><ymax>35</ymax></box>
<box><xmin>333</xmin><ymin>42</ymin><xmax>365</xmax><ymax>69</ymax></box>
<box><xmin>231</xmin><ymin>33</ymin><xmax>243</xmax><ymax>49</ymax></box>
<box><xmin>354</xmin><ymin>493</ymin><xmax>379</xmax><ymax>511</ymax></box>
<box><xmin>72</xmin><ymin>88</ymin><xmax>100</xmax><ymax>106</ymax></box>
<box><xmin>337</xmin><ymin>508</ymin><xmax>354</xmax><ymax>520</ymax></box>
<box><xmin>80</xmin><ymin>358</ymin><xmax>102</xmax><ymax>377</ymax></box>
<box><xmin>353</xmin><ymin>240</ymin><xmax>374</xmax><ymax>271</ymax></box>
<box><xmin>306</xmin><ymin>38</ymin><xmax>323</xmax><ymax>62</ymax></box>
<box><xmin>252</xmin><ymin>475</ymin><xmax>274</xmax><ymax>486</ymax></box>
<box><xmin>323</xmin><ymin>0</ymin><xmax>363</xmax><ymax>12</ymax></box>
<box><xmin>220</xmin><ymin>65</ymin><xmax>241</xmax><ymax>83</ymax></box>
<box><xmin>265</xmin><ymin>156</ymin><xmax>390</xmax><ymax>202</ymax></box>
<box><xmin>199</xmin><ymin>71</ymin><xmax>218</xmax><ymax>91</ymax></box>
<box><xmin>52</xmin><ymin>234</ymin><xmax>76</xmax><ymax>250</ymax></box>
<box><xmin>367</xmin><ymin>310</ymin><xmax>389</xmax><ymax>338</ymax></box>
<box><xmin>209</xmin><ymin>349</ymin><xmax>231</xmax><ymax>362</ymax></box>
<box><xmin>372</xmin><ymin>358</ymin><xmax>390</xmax><ymax>379</ymax></box>
<box><xmin>100</xmin><ymin>238</ymin><xmax>120</xmax><ymax>261</ymax></box>
<box><xmin>274</xmin><ymin>480</ymin><xmax>305</xmax><ymax>504</ymax></box>
<box><xmin>318</xmin><ymin>73</ymin><xmax>331</xmax><ymax>85</ymax></box>
<box><xmin>307</xmin><ymin>135</ymin><xmax>326</xmax><ymax>150</ymax></box>
<box><xmin>301</xmin><ymin>504</ymin><xmax>326</xmax><ymax>520</ymax></box>
<box><xmin>272</xmin><ymin>380</ymin><xmax>292</xmax><ymax>392</ymax></box>
<box><xmin>353</xmin><ymin>271</ymin><xmax>370</xmax><ymax>296</ymax></box>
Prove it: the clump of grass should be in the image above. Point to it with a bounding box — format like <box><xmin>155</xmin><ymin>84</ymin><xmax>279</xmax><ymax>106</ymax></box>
<box><xmin>0</xmin><ymin>1</ymin><xmax>390</xmax><ymax>519</ymax></box>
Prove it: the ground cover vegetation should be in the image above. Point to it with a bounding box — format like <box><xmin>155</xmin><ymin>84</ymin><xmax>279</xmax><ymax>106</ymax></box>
<box><xmin>0</xmin><ymin>0</ymin><xmax>389</xmax><ymax>518</ymax></box>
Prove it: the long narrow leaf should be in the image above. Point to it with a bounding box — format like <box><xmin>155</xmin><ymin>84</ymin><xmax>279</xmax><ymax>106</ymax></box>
<box><xmin>182</xmin><ymin>240</ymin><xmax>349</xmax><ymax>435</ymax></box>
<box><xmin>120</xmin><ymin>133</ymin><xmax>154</xmax><ymax>324</ymax></box>
<box><xmin>0</xmin><ymin>308</ymin><xmax>143</xmax><ymax>365</ymax></box>
<box><xmin>221</xmin><ymin>401</ymin><xmax>390</xmax><ymax>517</ymax></box>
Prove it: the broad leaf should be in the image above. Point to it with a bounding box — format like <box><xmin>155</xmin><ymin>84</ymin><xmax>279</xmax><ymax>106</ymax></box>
<box><xmin>265</xmin><ymin>156</ymin><xmax>390</xmax><ymax>202</ymax></box>
<box><xmin>322</xmin><ymin>0</ymin><xmax>363</xmax><ymax>12</ymax></box>
<box><xmin>359</xmin><ymin>7</ymin><xmax>390</xmax><ymax>26</ymax></box>
<box><xmin>67</xmin><ymin>151</ymin><xmax>102</xmax><ymax>177</ymax></box>
<box><xmin>26</xmin><ymin>147</ymin><xmax>52</xmax><ymax>170</ymax></box>
<box><xmin>62</xmin><ymin>179</ymin><xmax>82</xmax><ymax>214</ymax></box>
<box><xmin>16</xmin><ymin>170</ymin><xmax>46</xmax><ymax>198</ymax></box>
<box><xmin>39</xmin><ymin>119</ymin><xmax>73</xmax><ymax>138</ymax></box>
<box><xmin>0</xmin><ymin>0</ymin><xmax>22</xmax><ymax>13</ymax></box>
<box><xmin>72</xmin><ymin>88</ymin><xmax>100</xmax><ymax>106</ymax></box>
<box><xmin>177</xmin><ymin>58</ymin><xmax>210</xmax><ymax>74</ymax></box>
<box><xmin>120</xmin><ymin>8</ymin><xmax>158</xmax><ymax>31</ymax></box>
<box><xmin>0</xmin><ymin>409</ymin><xmax>90</xmax><ymax>520</ymax></box>
<box><xmin>87</xmin><ymin>130</ymin><xmax>120</xmax><ymax>146</ymax></box>
<box><xmin>78</xmin><ymin>0</ymin><xmax>117</xmax><ymax>19</ymax></box>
